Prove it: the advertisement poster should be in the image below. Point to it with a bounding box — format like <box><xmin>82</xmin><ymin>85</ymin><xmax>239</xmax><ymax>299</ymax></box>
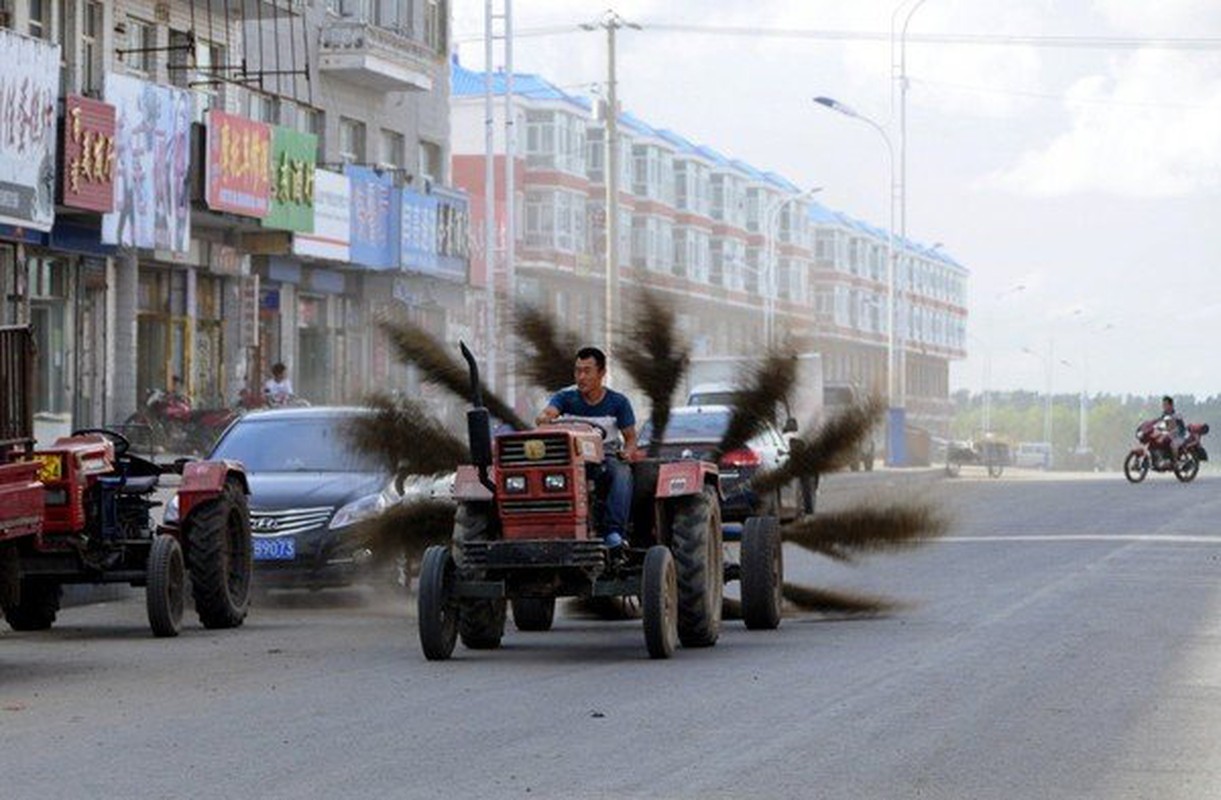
<box><xmin>262</xmin><ymin>126</ymin><xmax>317</xmax><ymax>232</ymax></box>
<box><xmin>346</xmin><ymin>165</ymin><xmax>398</xmax><ymax>269</ymax></box>
<box><xmin>0</xmin><ymin>30</ymin><xmax>60</xmax><ymax>231</ymax></box>
<box><xmin>400</xmin><ymin>186</ymin><xmax>470</xmax><ymax>283</ymax></box>
<box><xmin>205</xmin><ymin>109</ymin><xmax>271</xmax><ymax>218</ymax></box>
<box><xmin>61</xmin><ymin>95</ymin><xmax>117</xmax><ymax>213</ymax></box>
<box><xmin>292</xmin><ymin>169</ymin><xmax>350</xmax><ymax>262</ymax></box>
<box><xmin>101</xmin><ymin>73</ymin><xmax>193</xmax><ymax>252</ymax></box>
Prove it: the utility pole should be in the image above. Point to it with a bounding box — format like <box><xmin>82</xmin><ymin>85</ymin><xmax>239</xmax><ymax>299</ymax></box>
<box><xmin>503</xmin><ymin>0</ymin><xmax>516</xmax><ymax>408</ymax></box>
<box><xmin>582</xmin><ymin>11</ymin><xmax>640</xmax><ymax>357</ymax></box>
<box><xmin>483</xmin><ymin>0</ymin><xmax>497</xmax><ymax>390</ymax></box>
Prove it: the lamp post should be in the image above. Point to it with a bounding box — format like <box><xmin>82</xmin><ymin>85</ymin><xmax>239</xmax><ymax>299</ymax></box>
<box><xmin>1021</xmin><ymin>344</ymin><xmax>1055</xmax><ymax>446</ymax></box>
<box><xmin>764</xmin><ymin>187</ymin><xmax>821</xmax><ymax>348</ymax></box>
<box><xmin>982</xmin><ymin>283</ymin><xmax>1026</xmax><ymax>435</ymax></box>
<box><xmin>581</xmin><ymin>10</ymin><xmax>640</xmax><ymax>357</ymax></box>
<box><xmin>813</xmin><ymin>95</ymin><xmax>905</xmax><ymax>466</ymax></box>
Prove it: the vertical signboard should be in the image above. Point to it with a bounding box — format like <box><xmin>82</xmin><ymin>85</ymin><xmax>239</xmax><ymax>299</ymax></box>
<box><xmin>262</xmin><ymin>126</ymin><xmax>318</xmax><ymax>232</ymax></box>
<box><xmin>0</xmin><ymin>30</ymin><xmax>60</xmax><ymax>231</ymax></box>
<box><xmin>400</xmin><ymin>186</ymin><xmax>470</xmax><ymax>283</ymax></box>
<box><xmin>205</xmin><ymin>109</ymin><xmax>272</xmax><ymax>218</ymax></box>
<box><xmin>61</xmin><ymin>95</ymin><xmax>117</xmax><ymax>213</ymax></box>
<box><xmin>292</xmin><ymin>169</ymin><xmax>350</xmax><ymax>262</ymax></box>
<box><xmin>346</xmin><ymin>165</ymin><xmax>398</xmax><ymax>269</ymax></box>
<box><xmin>101</xmin><ymin>74</ymin><xmax>193</xmax><ymax>252</ymax></box>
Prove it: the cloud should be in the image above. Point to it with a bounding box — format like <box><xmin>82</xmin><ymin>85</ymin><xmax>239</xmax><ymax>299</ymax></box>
<box><xmin>990</xmin><ymin>48</ymin><xmax>1221</xmax><ymax>197</ymax></box>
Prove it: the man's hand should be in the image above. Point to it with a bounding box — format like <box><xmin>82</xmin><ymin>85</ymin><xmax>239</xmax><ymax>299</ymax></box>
<box><xmin>536</xmin><ymin>406</ymin><xmax>560</xmax><ymax>426</ymax></box>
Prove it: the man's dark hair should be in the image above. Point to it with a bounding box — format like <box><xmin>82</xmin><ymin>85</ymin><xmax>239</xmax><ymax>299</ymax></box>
<box><xmin>1162</xmin><ymin>395</ymin><xmax>1174</xmax><ymax>406</ymax></box>
<box><xmin>575</xmin><ymin>347</ymin><xmax>606</xmax><ymax>371</ymax></box>
<box><xmin>272</xmin><ymin>362</ymin><xmax>287</xmax><ymax>376</ymax></box>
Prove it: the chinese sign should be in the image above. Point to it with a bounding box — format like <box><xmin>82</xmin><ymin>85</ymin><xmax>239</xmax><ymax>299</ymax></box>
<box><xmin>262</xmin><ymin>126</ymin><xmax>317</xmax><ymax>232</ymax></box>
<box><xmin>101</xmin><ymin>74</ymin><xmax>193</xmax><ymax>252</ymax></box>
<box><xmin>205</xmin><ymin>109</ymin><xmax>271</xmax><ymax>218</ymax></box>
<box><xmin>0</xmin><ymin>30</ymin><xmax>60</xmax><ymax>231</ymax></box>
<box><xmin>346</xmin><ymin>165</ymin><xmax>398</xmax><ymax>269</ymax></box>
<box><xmin>292</xmin><ymin>169</ymin><xmax>350</xmax><ymax>262</ymax></box>
<box><xmin>61</xmin><ymin>96</ymin><xmax>116</xmax><ymax>213</ymax></box>
<box><xmin>400</xmin><ymin>186</ymin><xmax>470</xmax><ymax>283</ymax></box>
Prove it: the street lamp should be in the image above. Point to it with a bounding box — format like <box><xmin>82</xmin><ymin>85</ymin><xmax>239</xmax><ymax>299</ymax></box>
<box><xmin>1021</xmin><ymin>344</ymin><xmax>1055</xmax><ymax>446</ymax></box>
<box><xmin>982</xmin><ymin>283</ymin><xmax>1026</xmax><ymax>434</ymax></box>
<box><xmin>812</xmin><ymin>95</ymin><xmax>905</xmax><ymax>466</ymax></box>
<box><xmin>581</xmin><ymin>10</ymin><xmax>641</xmax><ymax>357</ymax></box>
<box><xmin>764</xmin><ymin>187</ymin><xmax>821</xmax><ymax>348</ymax></box>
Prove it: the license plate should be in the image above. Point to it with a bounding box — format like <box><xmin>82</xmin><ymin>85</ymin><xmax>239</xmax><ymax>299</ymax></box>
<box><xmin>253</xmin><ymin>537</ymin><xmax>296</xmax><ymax>561</ymax></box>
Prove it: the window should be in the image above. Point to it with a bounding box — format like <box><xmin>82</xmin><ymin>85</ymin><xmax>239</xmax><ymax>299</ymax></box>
<box><xmin>380</xmin><ymin>129</ymin><xmax>404</xmax><ymax>170</ymax></box>
<box><xmin>247</xmin><ymin>93</ymin><xmax>279</xmax><ymax>124</ymax></box>
<box><xmin>125</xmin><ymin>17</ymin><xmax>155</xmax><ymax>75</ymax></box>
<box><xmin>419</xmin><ymin>140</ymin><xmax>443</xmax><ymax>183</ymax></box>
<box><xmin>28</xmin><ymin>0</ymin><xmax>51</xmax><ymax>39</ymax></box>
<box><xmin>80</xmin><ymin>1</ymin><xmax>104</xmax><ymax>94</ymax></box>
<box><xmin>338</xmin><ymin>117</ymin><xmax>366</xmax><ymax>164</ymax></box>
<box><xmin>424</xmin><ymin>0</ymin><xmax>447</xmax><ymax>54</ymax></box>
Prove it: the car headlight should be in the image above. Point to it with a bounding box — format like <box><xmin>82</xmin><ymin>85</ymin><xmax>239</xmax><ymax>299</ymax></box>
<box><xmin>504</xmin><ymin>474</ymin><xmax>527</xmax><ymax>494</ymax></box>
<box><xmin>163</xmin><ymin>494</ymin><xmax>180</xmax><ymax>525</ymax></box>
<box><xmin>543</xmin><ymin>473</ymin><xmax>567</xmax><ymax>492</ymax></box>
<box><xmin>329</xmin><ymin>492</ymin><xmax>389</xmax><ymax>530</ymax></box>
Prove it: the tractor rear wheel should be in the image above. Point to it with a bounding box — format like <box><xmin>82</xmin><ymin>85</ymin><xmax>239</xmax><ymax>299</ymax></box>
<box><xmin>741</xmin><ymin>516</ymin><xmax>783</xmax><ymax>631</ymax></box>
<box><xmin>418</xmin><ymin>545</ymin><xmax>458</xmax><ymax>660</ymax></box>
<box><xmin>147</xmin><ymin>534</ymin><xmax>185</xmax><ymax>637</ymax></box>
<box><xmin>642</xmin><ymin>545</ymin><xmax>677</xmax><ymax>659</ymax></box>
<box><xmin>511</xmin><ymin>597</ymin><xmax>556</xmax><ymax>631</ymax></box>
<box><xmin>3</xmin><ymin>578</ymin><xmax>62</xmax><ymax>631</ymax></box>
<box><xmin>186</xmin><ymin>478</ymin><xmax>252</xmax><ymax>629</ymax></box>
<box><xmin>669</xmin><ymin>485</ymin><xmax>723</xmax><ymax>648</ymax></box>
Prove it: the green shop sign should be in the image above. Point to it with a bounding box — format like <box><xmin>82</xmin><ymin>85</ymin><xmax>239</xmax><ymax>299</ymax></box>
<box><xmin>262</xmin><ymin>127</ymin><xmax>318</xmax><ymax>232</ymax></box>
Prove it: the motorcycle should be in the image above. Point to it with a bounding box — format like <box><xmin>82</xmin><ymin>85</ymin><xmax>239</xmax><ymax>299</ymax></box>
<box><xmin>1123</xmin><ymin>417</ymin><xmax>1210</xmax><ymax>484</ymax></box>
<box><xmin>124</xmin><ymin>387</ymin><xmax>244</xmax><ymax>456</ymax></box>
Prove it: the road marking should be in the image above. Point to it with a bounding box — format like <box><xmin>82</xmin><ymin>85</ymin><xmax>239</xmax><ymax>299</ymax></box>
<box><xmin>940</xmin><ymin>534</ymin><xmax>1221</xmax><ymax>544</ymax></box>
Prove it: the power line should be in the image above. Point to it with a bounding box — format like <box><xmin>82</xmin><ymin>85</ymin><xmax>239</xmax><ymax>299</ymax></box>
<box><xmin>908</xmin><ymin>77</ymin><xmax>1205</xmax><ymax>110</ymax></box>
<box><xmin>456</xmin><ymin>23</ymin><xmax>1221</xmax><ymax>51</ymax></box>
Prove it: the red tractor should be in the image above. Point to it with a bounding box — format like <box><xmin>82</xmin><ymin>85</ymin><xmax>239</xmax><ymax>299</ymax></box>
<box><xmin>0</xmin><ymin>326</ymin><xmax>253</xmax><ymax>637</ymax></box>
<box><xmin>416</xmin><ymin>345</ymin><xmax>782</xmax><ymax>660</ymax></box>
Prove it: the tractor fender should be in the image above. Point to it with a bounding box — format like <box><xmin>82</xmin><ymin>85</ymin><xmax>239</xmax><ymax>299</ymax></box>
<box><xmin>655</xmin><ymin>461</ymin><xmax>718</xmax><ymax>499</ymax></box>
<box><xmin>177</xmin><ymin>460</ymin><xmax>248</xmax><ymax>521</ymax></box>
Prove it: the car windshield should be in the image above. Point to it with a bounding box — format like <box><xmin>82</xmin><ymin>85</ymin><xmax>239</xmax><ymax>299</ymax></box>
<box><xmin>639</xmin><ymin>409</ymin><xmax>732</xmax><ymax>444</ymax></box>
<box><xmin>210</xmin><ymin>416</ymin><xmax>380</xmax><ymax>473</ymax></box>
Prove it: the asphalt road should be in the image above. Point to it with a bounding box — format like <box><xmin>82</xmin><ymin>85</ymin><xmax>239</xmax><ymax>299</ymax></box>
<box><xmin>1</xmin><ymin>468</ymin><xmax>1218</xmax><ymax>800</ymax></box>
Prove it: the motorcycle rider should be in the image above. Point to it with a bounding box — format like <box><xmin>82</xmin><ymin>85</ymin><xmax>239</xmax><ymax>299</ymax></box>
<box><xmin>1160</xmin><ymin>395</ymin><xmax>1187</xmax><ymax>460</ymax></box>
<box><xmin>264</xmin><ymin>363</ymin><xmax>294</xmax><ymax>406</ymax></box>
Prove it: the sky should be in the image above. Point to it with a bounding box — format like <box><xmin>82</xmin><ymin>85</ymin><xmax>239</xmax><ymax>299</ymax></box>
<box><xmin>451</xmin><ymin>1</ymin><xmax>1221</xmax><ymax>400</ymax></box>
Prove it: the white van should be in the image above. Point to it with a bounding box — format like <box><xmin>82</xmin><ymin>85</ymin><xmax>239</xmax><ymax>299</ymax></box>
<box><xmin>1014</xmin><ymin>442</ymin><xmax>1053</xmax><ymax>470</ymax></box>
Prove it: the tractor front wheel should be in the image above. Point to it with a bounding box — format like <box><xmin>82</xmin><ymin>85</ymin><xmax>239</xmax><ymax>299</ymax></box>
<box><xmin>3</xmin><ymin>578</ymin><xmax>62</xmax><ymax>631</ymax></box>
<box><xmin>146</xmin><ymin>534</ymin><xmax>185</xmax><ymax>637</ymax></box>
<box><xmin>511</xmin><ymin>597</ymin><xmax>556</xmax><ymax>632</ymax></box>
<box><xmin>642</xmin><ymin>546</ymin><xmax>677</xmax><ymax>659</ymax></box>
<box><xmin>741</xmin><ymin>516</ymin><xmax>783</xmax><ymax>631</ymax></box>
<box><xmin>418</xmin><ymin>545</ymin><xmax>458</xmax><ymax>661</ymax></box>
<box><xmin>186</xmin><ymin>478</ymin><xmax>252</xmax><ymax>629</ymax></box>
<box><xmin>668</xmin><ymin>485</ymin><xmax>723</xmax><ymax>648</ymax></box>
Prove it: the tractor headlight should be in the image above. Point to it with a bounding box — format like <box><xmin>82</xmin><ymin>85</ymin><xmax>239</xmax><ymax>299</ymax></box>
<box><xmin>330</xmin><ymin>492</ymin><xmax>390</xmax><ymax>531</ymax></box>
<box><xmin>504</xmin><ymin>474</ymin><xmax>528</xmax><ymax>494</ymax></box>
<box><xmin>543</xmin><ymin>473</ymin><xmax>567</xmax><ymax>492</ymax></box>
<box><xmin>163</xmin><ymin>494</ymin><xmax>180</xmax><ymax>525</ymax></box>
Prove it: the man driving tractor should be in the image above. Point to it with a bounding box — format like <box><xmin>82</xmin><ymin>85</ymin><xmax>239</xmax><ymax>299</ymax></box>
<box><xmin>535</xmin><ymin>347</ymin><xmax>638</xmax><ymax>552</ymax></box>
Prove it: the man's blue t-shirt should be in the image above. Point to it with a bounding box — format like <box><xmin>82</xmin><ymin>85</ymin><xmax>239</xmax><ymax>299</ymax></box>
<box><xmin>547</xmin><ymin>387</ymin><xmax>636</xmax><ymax>449</ymax></box>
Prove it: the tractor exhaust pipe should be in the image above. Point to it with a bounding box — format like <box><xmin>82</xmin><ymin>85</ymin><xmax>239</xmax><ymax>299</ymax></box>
<box><xmin>459</xmin><ymin>342</ymin><xmax>495</xmax><ymax>491</ymax></box>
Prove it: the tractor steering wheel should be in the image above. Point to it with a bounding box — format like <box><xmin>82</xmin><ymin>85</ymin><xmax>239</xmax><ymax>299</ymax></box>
<box><xmin>71</xmin><ymin>427</ymin><xmax>131</xmax><ymax>457</ymax></box>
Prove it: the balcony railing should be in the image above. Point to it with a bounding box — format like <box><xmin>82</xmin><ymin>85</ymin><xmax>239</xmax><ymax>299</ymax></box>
<box><xmin>318</xmin><ymin>19</ymin><xmax>435</xmax><ymax>92</ymax></box>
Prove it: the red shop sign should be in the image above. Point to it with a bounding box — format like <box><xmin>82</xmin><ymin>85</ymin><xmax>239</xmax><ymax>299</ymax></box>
<box><xmin>205</xmin><ymin>109</ymin><xmax>271</xmax><ymax>218</ymax></box>
<box><xmin>61</xmin><ymin>95</ymin><xmax>117</xmax><ymax>213</ymax></box>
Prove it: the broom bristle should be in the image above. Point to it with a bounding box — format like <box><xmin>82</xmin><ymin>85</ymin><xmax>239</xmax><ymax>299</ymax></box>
<box><xmin>513</xmin><ymin>305</ymin><xmax>582</xmax><ymax>393</ymax></box>
<box><xmin>781</xmin><ymin>501</ymin><xmax>950</xmax><ymax>563</ymax></box>
<box><xmin>349</xmin><ymin>500</ymin><xmax>457</xmax><ymax>564</ymax></box>
<box><xmin>380</xmin><ymin>316</ymin><xmax>529</xmax><ymax>431</ymax></box>
<box><xmin>781</xmin><ymin>582</ymin><xmax>904</xmax><ymax>615</ymax></box>
<box><xmin>618</xmin><ymin>290</ymin><xmax>690</xmax><ymax>455</ymax></box>
<box><xmin>753</xmin><ymin>394</ymin><xmax>885</xmax><ymax>493</ymax></box>
<box><xmin>343</xmin><ymin>393</ymin><xmax>469</xmax><ymax>476</ymax></box>
<box><xmin>716</xmin><ymin>348</ymin><xmax>798</xmax><ymax>457</ymax></box>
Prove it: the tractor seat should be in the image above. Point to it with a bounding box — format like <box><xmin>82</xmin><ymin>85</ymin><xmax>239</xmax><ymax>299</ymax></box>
<box><xmin>98</xmin><ymin>475</ymin><xmax>160</xmax><ymax>495</ymax></box>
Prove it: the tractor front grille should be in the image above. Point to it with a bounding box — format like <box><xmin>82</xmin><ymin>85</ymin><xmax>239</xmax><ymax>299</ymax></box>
<box><xmin>463</xmin><ymin>539</ymin><xmax>606</xmax><ymax>570</ymax></box>
<box><xmin>501</xmin><ymin>499</ymin><xmax>574</xmax><ymax>515</ymax></box>
<box><xmin>498</xmin><ymin>435</ymin><xmax>571</xmax><ymax>467</ymax></box>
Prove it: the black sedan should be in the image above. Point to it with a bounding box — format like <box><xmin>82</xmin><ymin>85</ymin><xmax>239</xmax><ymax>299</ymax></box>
<box><xmin>202</xmin><ymin>406</ymin><xmax>390</xmax><ymax>589</ymax></box>
<box><xmin>638</xmin><ymin>405</ymin><xmax>814</xmax><ymax>525</ymax></box>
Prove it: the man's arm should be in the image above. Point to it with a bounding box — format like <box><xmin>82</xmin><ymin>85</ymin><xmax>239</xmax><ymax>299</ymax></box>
<box><xmin>535</xmin><ymin>405</ymin><xmax>560</xmax><ymax>426</ymax></box>
<box><xmin>621</xmin><ymin>424</ymin><xmax>639</xmax><ymax>460</ymax></box>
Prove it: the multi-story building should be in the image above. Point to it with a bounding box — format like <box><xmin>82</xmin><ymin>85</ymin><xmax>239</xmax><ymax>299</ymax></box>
<box><xmin>0</xmin><ymin>0</ymin><xmax>465</xmax><ymax>439</ymax></box>
<box><xmin>450</xmin><ymin>59</ymin><xmax>967</xmax><ymax>437</ymax></box>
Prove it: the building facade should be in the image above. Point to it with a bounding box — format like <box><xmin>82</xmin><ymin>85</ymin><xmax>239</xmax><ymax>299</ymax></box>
<box><xmin>0</xmin><ymin>0</ymin><xmax>466</xmax><ymax>442</ymax></box>
<box><xmin>450</xmin><ymin>61</ymin><xmax>968</xmax><ymax>437</ymax></box>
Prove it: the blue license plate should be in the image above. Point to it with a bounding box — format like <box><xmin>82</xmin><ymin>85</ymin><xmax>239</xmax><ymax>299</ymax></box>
<box><xmin>254</xmin><ymin>537</ymin><xmax>296</xmax><ymax>561</ymax></box>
